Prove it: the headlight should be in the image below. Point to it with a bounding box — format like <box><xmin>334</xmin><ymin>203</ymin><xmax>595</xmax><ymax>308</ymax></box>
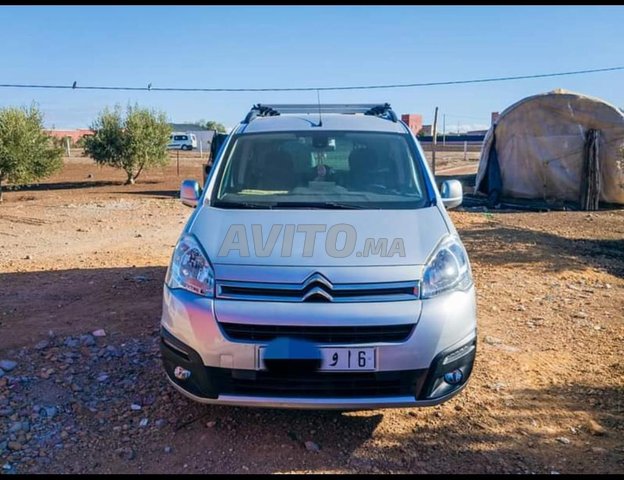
<box><xmin>165</xmin><ymin>234</ymin><xmax>215</xmax><ymax>297</ymax></box>
<box><xmin>421</xmin><ymin>235</ymin><xmax>472</xmax><ymax>299</ymax></box>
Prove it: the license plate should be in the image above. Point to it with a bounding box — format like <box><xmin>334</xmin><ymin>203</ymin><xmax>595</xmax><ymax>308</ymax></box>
<box><xmin>259</xmin><ymin>347</ymin><xmax>376</xmax><ymax>371</ymax></box>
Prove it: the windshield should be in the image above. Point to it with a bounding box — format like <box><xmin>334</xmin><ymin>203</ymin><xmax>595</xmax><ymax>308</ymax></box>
<box><xmin>212</xmin><ymin>131</ymin><xmax>429</xmax><ymax>209</ymax></box>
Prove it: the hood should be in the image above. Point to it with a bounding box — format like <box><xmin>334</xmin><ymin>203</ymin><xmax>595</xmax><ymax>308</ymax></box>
<box><xmin>189</xmin><ymin>206</ymin><xmax>449</xmax><ymax>267</ymax></box>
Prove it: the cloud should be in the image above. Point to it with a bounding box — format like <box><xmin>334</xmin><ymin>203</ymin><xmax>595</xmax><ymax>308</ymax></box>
<box><xmin>443</xmin><ymin>123</ymin><xmax>490</xmax><ymax>133</ymax></box>
<box><xmin>463</xmin><ymin>123</ymin><xmax>490</xmax><ymax>133</ymax></box>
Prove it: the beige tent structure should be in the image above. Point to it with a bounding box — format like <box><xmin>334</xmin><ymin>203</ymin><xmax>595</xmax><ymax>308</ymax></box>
<box><xmin>475</xmin><ymin>90</ymin><xmax>624</xmax><ymax>208</ymax></box>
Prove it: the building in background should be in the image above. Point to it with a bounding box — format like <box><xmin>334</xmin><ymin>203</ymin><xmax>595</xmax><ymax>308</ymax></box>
<box><xmin>400</xmin><ymin>111</ymin><xmax>499</xmax><ymax>137</ymax></box>
<box><xmin>44</xmin><ymin>129</ymin><xmax>94</xmax><ymax>144</ymax></box>
<box><xmin>400</xmin><ymin>114</ymin><xmax>423</xmax><ymax>136</ymax></box>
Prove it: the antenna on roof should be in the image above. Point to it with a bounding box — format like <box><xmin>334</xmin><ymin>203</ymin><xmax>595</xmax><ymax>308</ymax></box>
<box><xmin>315</xmin><ymin>89</ymin><xmax>323</xmax><ymax>128</ymax></box>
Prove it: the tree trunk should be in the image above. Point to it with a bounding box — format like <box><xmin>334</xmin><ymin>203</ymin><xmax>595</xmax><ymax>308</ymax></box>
<box><xmin>124</xmin><ymin>170</ymin><xmax>135</xmax><ymax>185</ymax></box>
<box><xmin>0</xmin><ymin>179</ymin><xmax>3</xmax><ymax>203</ymax></box>
<box><xmin>133</xmin><ymin>159</ymin><xmax>146</xmax><ymax>183</ymax></box>
<box><xmin>581</xmin><ymin>129</ymin><xmax>600</xmax><ymax>211</ymax></box>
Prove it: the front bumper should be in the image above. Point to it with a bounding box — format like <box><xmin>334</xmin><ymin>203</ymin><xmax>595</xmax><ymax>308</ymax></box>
<box><xmin>166</xmin><ymin>376</ymin><xmax>469</xmax><ymax>410</ymax></box>
<box><xmin>160</xmin><ymin>284</ymin><xmax>477</xmax><ymax>410</ymax></box>
<box><xmin>160</xmin><ymin>322</ymin><xmax>476</xmax><ymax>410</ymax></box>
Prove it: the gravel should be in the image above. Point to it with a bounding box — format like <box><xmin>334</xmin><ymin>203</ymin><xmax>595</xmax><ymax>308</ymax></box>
<box><xmin>79</xmin><ymin>335</ymin><xmax>95</xmax><ymax>347</ymax></box>
<box><xmin>483</xmin><ymin>336</ymin><xmax>502</xmax><ymax>346</ymax></box>
<box><xmin>39</xmin><ymin>406</ymin><xmax>58</xmax><ymax>419</ymax></box>
<box><xmin>0</xmin><ymin>330</ymin><xmax>167</xmax><ymax>473</ymax></box>
<box><xmin>0</xmin><ymin>360</ymin><xmax>17</xmax><ymax>372</ymax></box>
<box><xmin>63</xmin><ymin>338</ymin><xmax>79</xmax><ymax>348</ymax></box>
<box><xmin>304</xmin><ymin>441</ymin><xmax>321</xmax><ymax>453</ymax></box>
<box><xmin>34</xmin><ymin>340</ymin><xmax>50</xmax><ymax>351</ymax></box>
<box><xmin>588</xmin><ymin>420</ymin><xmax>606</xmax><ymax>436</ymax></box>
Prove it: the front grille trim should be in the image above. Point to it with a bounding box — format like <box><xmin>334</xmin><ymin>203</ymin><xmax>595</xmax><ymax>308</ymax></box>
<box><xmin>216</xmin><ymin>277</ymin><xmax>420</xmax><ymax>303</ymax></box>
<box><xmin>219</xmin><ymin>322</ymin><xmax>415</xmax><ymax>344</ymax></box>
<box><xmin>218</xmin><ymin>369</ymin><xmax>427</xmax><ymax>398</ymax></box>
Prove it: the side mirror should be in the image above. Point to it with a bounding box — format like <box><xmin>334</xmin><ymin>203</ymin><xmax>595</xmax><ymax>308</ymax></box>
<box><xmin>440</xmin><ymin>180</ymin><xmax>463</xmax><ymax>209</ymax></box>
<box><xmin>180</xmin><ymin>179</ymin><xmax>201</xmax><ymax>208</ymax></box>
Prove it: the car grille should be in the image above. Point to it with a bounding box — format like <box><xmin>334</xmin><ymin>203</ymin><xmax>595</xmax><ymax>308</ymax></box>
<box><xmin>219</xmin><ymin>322</ymin><xmax>415</xmax><ymax>344</ymax></box>
<box><xmin>219</xmin><ymin>369</ymin><xmax>427</xmax><ymax>398</ymax></box>
<box><xmin>216</xmin><ymin>274</ymin><xmax>419</xmax><ymax>303</ymax></box>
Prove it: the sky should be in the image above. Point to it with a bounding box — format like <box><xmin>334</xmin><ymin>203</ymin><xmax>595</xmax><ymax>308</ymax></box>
<box><xmin>1</xmin><ymin>5</ymin><xmax>623</xmax><ymax>132</ymax></box>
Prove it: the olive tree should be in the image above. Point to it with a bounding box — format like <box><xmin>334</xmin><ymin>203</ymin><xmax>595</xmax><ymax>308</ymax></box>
<box><xmin>84</xmin><ymin>105</ymin><xmax>171</xmax><ymax>185</ymax></box>
<box><xmin>0</xmin><ymin>105</ymin><xmax>63</xmax><ymax>202</ymax></box>
<box><xmin>198</xmin><ymin>120</ymin><xmax>227</xmax><ymax>133</ymax></box>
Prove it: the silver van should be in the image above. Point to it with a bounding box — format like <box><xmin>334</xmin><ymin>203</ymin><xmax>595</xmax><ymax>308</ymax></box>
<box><xmin>160</xmin><ymin>104</ymin><xmax>477</xmax><ymax>410</ymax></box>
<box><xmin>168</xmin><ymin>131</ymin><xmax>197</xmax><ymax>151</ymax></box>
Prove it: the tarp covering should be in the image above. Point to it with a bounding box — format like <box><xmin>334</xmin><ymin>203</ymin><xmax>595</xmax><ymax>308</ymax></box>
<box><xmin>475</xmin><ymin>90</ymin><xmax>624</xmax><ymax>205</ymax></box>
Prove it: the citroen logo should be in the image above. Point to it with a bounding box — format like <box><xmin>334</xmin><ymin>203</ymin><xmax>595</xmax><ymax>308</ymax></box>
<box><xmin>301</xmin><ymin>273</ymin><xmax>334</xmax><ymax>302</ymax></box>
<box><xmin>302</xmin><ymin>287</ymin><xmax>333</xmax><ymax>302</ymax></box>
<box><xmin>302</xmin><ymin>272</ymin><xmax>333</xmax><ymax>289</ymax></box>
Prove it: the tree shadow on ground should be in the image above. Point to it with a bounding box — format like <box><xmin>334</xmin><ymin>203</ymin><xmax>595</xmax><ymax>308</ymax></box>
<box><xmin>0</xmin><ymin>266</ymin><xmax>167</xmax><ymax>351</ymax></box>
<box><xmin>109</xmin><ymin>190</ymin><xmax>178</xmax><ymax>199</ymax></box>
<box><xmin>5</xmin><ymin>180</ymin><xmax>161</xmax><ymax>192</ymax></box>
<box><xmin>6</xmin><ymin>180</ymin><xmax>120</xmax><ymax>191</ymax></box>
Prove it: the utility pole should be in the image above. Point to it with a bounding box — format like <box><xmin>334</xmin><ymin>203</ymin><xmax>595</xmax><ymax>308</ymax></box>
<box><xmin>442</xmin><ymin>114</ymin><xmax>446</xmax><ymax>147</ymax></box>
<box><xmin>432</xmin><ymin>106</ymin><xmax>439</xmax><ymax>176</ymax></box>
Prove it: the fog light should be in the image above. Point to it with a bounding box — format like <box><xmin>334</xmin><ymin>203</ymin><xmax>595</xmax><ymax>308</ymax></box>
<box><xmin>444</xmin><ymin>369</ymin><xmax>463</xmax><ymax>385</ymax></box>
<box><xmin>174</xmin><ymin>366</ymin><xmax>191</xmax><ymax>380</ymax></box>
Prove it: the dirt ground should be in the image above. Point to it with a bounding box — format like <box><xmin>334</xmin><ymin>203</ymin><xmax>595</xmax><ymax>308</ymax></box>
<box><xmin>0</xmin><ymin>155</ymin><xmax>623</xmax><ymax>474</ymax></box>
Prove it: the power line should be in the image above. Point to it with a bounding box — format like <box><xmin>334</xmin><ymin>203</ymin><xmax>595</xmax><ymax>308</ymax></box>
<box><xmin>0</xmin><ymin>65</ymin><xmax>623</xmax><ymax>93</ymax></box>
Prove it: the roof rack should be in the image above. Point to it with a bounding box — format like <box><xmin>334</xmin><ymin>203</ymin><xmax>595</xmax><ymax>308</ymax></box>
<box><xmin>242</xmin><ymin>103</ymin><xmax>398</xmax><ymax>124</ymax></box>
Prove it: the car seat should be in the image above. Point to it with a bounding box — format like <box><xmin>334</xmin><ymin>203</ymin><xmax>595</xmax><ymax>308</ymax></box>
<box><xmin>258</xmin><ymin>149</ymin><xmax>296</xmax><ymax>191</ymax></box>
<box><xmin>348</xmin><ymin>147</ymin><xmax>379</xmax><ymax>190</ymax></box>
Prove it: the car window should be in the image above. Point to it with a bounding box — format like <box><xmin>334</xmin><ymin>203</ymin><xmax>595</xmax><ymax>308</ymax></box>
<box><xmin>213</xmin><ymin>131</ymin><xmax>429</xmax><ymax>210</ymax></box>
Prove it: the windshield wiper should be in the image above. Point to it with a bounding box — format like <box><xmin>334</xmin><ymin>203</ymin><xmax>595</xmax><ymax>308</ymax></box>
<box><xmin>212</xmin><ymin>200</ymin><xmax>274</xmax><ymax>209</ymax></box>
<box><xmin>213</xmin><ymin>200</ymin><xmax>369</xmax><ymax>210</ymax></box>
<box><xmin>273</xmin><ymin>201</ymin><xmax>367</xmax><ymax>210</ymax></box>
